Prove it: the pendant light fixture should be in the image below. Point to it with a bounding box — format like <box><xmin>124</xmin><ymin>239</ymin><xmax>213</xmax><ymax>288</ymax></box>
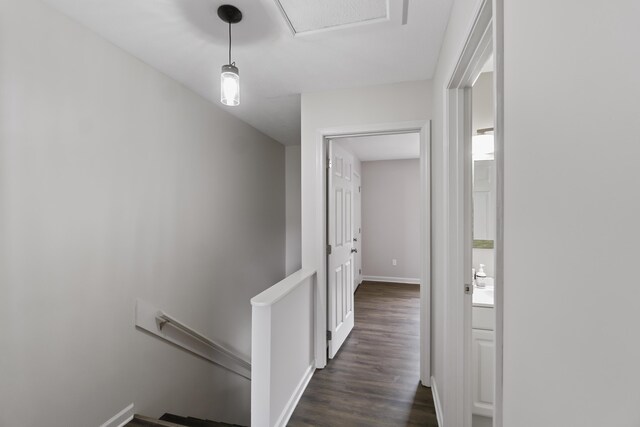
<box><xmin>217</xmin><ymin>5</ymin><xmax>242</xmax><ymax>106</ymax></box>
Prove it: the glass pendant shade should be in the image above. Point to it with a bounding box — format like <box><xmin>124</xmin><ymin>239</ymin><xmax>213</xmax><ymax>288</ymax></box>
<box><xmin>221</xmin><ymin>64</ymin><xmax>240</xmax><ymax>106</ymax></box>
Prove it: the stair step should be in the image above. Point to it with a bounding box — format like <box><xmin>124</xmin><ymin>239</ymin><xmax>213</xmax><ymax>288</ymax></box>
<box><xmin>125</xmin><ymin>414</ymin><xmax>244</xmax><ymax>427</ymax></box>
<box><xmin>125</xmin><ymin>414</ymin><xmax>187</xmax><ymax>427</ymax></box>
<box><xmin>158</xmin><ymin>414</ymin><xmax>195</xmax><ymax>426</ymax></box>
<box><xmin>160</xmin><ymin>413</ymin><xmax>244</xmax><ymax>427</ymax></box>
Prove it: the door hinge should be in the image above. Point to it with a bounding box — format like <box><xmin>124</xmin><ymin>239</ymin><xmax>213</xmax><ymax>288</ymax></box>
<box><xmin>327</xmin><ymin>158</ymin><xmax>332</xmax><ymax>169</ymax></box>
<box><xmin>327</xmin><ymin>244</ymin><xmax>332</xmax><ymax>255</ymax></box>
<box><xmin>465</xmin><ymin>283</ymin><xmax>473</xmax><ymax>294</ymax></box>
<box><xmin>326</xmin><ymin>330</ymin><xmax>332</xmax><ymax>340</ymax></box>
<box><xmin>359</xmin><ymin>186</ymin><xmax>361</xmax><ymax>193</ymax></box>
<box><xmin>359</xmin><ymin>268</ymin><xmax>362</xmax><ymax>274</ymax></box>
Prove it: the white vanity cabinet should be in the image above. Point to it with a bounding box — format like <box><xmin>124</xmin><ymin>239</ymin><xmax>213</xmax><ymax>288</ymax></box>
<box><xmin>472</xmin><ymin>306</ymin><xmax>495</xmax><ymax>417</ymax></box>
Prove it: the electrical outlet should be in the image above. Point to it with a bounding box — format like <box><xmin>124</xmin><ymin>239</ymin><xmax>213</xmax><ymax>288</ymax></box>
<box><xmin>392</xmin><ymin>259</ymin><xmax>397</xmax><ymax>266</ymax></box>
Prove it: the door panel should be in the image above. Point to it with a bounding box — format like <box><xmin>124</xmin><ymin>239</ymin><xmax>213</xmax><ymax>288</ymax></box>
<box><xmin>353</xmin><ymin>173</ymin><xmax>362</xmax><ymax>287</ymax></box>
<box><xmin>335</xmin><ymin>188</ymin><xmax>343</xmax><ymax>247</ymax></box>
<box><xmin>472</xmin><ymin>329</ymin><xmax>495</xmax><ymax>417</ymax></box>
<box><xmin>328</xmin><ymin>140</ymin><xmax>355</xmax><ymax>359</ymax></box>
<box><xmin>345</xmin><ymin>190</ymin><xmax>351</xmax><ymax>244</ymax></box>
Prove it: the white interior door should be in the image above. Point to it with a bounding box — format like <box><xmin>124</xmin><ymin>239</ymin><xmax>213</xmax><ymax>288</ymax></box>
<box><xmin>353</xmin><ymin>172</ymin><xmax>362</xmax><ymax>288</ymax></box>
<box><xmin>327</xmin><ymin>140</ymin><xmax>355</xmax><ymax>359</ymax></box>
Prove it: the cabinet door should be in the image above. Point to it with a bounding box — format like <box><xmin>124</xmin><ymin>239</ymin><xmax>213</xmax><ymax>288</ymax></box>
<box><xmin>472</xmin><ymin>329</ymin><xmax>495</xmax><ymax>417</ymax></box>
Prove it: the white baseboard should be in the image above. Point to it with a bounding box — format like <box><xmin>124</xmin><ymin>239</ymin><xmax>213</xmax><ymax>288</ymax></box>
<box><xmin>362</xmin><ymin>275</ymin><xmax>420</xmax><ymax>285</ymax></box>
<box><xmin>431</xmin><ymin>376</ymin><xmax>443</xmax><ymax>427</ymax></box>
<box><xmin>274</xmin><ymin>363</ymin><xmax>315</xmax><ymax>427</ymax></box>
<box><xmin>100</xmin><ymin>403</ymin><xmax>134</xmax><ymax>427</ymax></box>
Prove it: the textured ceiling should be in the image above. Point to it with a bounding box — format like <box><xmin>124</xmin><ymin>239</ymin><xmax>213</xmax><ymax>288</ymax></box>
<box><xmin>337</xmin><ymin>133</ymin><xmax>420</xmax><ymax>162</ymax></box>
<box><xmin>42</xmin><ymin>0</ymin><xmax>453</xmax><ymax>145</ymax></box>
<box><xmin>277</xmin><ymin>0</ymin><xmax>387</xmax><ymax>33</ymax></box>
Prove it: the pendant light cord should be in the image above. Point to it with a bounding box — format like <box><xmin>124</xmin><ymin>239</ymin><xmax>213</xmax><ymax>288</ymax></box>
<box><xmin>228</xmin><ymin>21</ymin><xmax>233</xmax><ymax>66</ymax></box>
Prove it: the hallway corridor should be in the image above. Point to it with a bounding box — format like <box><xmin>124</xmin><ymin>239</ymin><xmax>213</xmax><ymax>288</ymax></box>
<box><xmin>288</xmin><ymin>282</ymin><xmax>437</xmax><ymax>426</ymax></box>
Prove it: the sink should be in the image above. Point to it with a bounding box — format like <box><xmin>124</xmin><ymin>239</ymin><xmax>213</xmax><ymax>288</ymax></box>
<box><xmin>472</xmin><ymin>281</ymin><xmax>494</xmax><ymax>307</ymax></box>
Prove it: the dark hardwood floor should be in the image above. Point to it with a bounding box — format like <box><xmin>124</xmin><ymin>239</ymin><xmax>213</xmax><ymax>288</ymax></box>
<box><xmin>288</xmin><ymin>281</ymin><xmax>438</xmax><ymax>427</ymax></box>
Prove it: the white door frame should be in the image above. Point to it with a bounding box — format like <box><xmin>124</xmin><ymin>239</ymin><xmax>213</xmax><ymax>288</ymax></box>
<box><xmin>312</xmin><ymin>120</ymin><xmax>431</xmax><ymax>386</ymax></box>
<box><xmin>444</xmin><ymin>0</ymin><xmax>504</xmax><ymax>425</ymax></box>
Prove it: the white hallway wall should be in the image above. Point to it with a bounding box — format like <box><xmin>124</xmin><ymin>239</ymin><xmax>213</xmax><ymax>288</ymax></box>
<box><xmin>361</xmin><ymin>159</ymin><xmax>420</xmax><ymax>281</ymax></box>
<box><xmin>502</xmin><ymin>1</ymin><xmax>640</xmax><ymax>425</ymax></box>
<box><xmin>285</xmin><ymin>145</ymin><xmax>302</xmax><ymax>275</ymax></box>
<box><xmin>431</xmin><ymin>0</ymin><xmax>640</xmax><ymax>425</ymax></box>
<box><xmin>0</xmin><ymin>1</ymin><xmax>285</xmax><ymax>426</ymax></box>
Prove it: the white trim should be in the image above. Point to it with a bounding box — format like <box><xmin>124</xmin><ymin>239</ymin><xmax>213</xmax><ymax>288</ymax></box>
<box><xmin>273</xmin><ymin>363</ymin><xmax>315</xmax><ymax>427</ymax></box>
<box><xmin>419</xmin><ymin>122</ymin><xmax>432</xmax><ymax>387</ymax></box>
<box><xmin>361</xmin><ymin>275</ymin><xmax>420</xmax><ymax>285</ymax></box>
<box><xmin>431</xmin><ymin>376</ymin><xmax>444</xmax><ymax>427</ymax></box>
<box><xmin>99</xmin><ymin>403</ymin><xmax>134</xmax><ymax>427</ymax></box>
<box><xmin>272</xmin><ymin>0</ymin><xmax>407</xmax><ymax>38</ymax></box>
<box><xmin>251</xmin><ymin>272</ymin><xmax>317</xmax><ymax>427</ymax></box>
<box><xmin>442</xmin><ymin>0</ymin><xmax>502</xmax><ymax>426</ymax></box>
<box><xmin>251</xmin><ymin>268</ymin><xmax>316</xmax><ymax>307</ymax></box>
<box><xmin>492</xmin><ymin>2</ymin><xmax>505</xmax><ymax>426</ymax></box>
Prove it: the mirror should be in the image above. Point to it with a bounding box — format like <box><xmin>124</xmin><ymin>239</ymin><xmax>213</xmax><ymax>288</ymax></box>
<box><xmin>473</xmin><ymin>135</ymin><xmax>495</xmax><ymax>248</ymax></box>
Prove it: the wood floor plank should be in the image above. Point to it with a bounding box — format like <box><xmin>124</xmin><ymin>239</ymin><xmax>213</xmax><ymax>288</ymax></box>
<box><xmin>288</xmin><ymin>282</ymin><xmax>437</xmax><ymax>427</ymax></box>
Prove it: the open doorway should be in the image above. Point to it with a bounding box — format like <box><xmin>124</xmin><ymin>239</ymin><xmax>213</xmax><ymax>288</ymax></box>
<box><xmin>471</xmin><ymin>59</ymin><xmax>496</xmax><ymax>427</ymax></box>
<box><xmin>325</xmin><ymin>131</ymin><xmax>424</xmax><ymax>360</ymax></box>
<box><xmin>443</xmin><ymin>0</ymin><xmax>503</xmax><ymax>425</ymax></box>
<box><xmin>290</xmin><ymin>129</ymin><xmax>434</xmax><ymax>424</ymax></box>
<box><xmin>335</xmin><ymin>133</ymin><xmax>422</xmax><ymax>288</ymax></box>
<box><xmin>302</xmin><ymin>120</ymin><xmax>431</xmax><ymax>387</ymax></box>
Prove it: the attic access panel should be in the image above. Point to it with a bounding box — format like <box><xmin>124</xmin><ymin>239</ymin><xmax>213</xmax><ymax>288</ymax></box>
<box><xmin>275</xmin><ymin>0</ymin><xmax>407</xmax><ymax>36</ymax></box>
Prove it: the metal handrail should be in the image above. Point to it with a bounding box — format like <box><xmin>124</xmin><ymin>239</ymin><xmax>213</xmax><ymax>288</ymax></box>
<box><xmin>155</xmin><ymin>312</ymin><xmax>251</xmax><ymax>379</ymax></box>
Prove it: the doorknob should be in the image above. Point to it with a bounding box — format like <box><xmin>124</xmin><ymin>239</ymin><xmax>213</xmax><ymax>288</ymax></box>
<box><xmin>351</xmin><ymin>248</ymin><xmax>358</xmax><ymax>253</ymax></box>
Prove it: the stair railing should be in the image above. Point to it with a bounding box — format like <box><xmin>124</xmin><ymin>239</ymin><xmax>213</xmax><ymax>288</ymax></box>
<box><xmin>136</xmin><ymin>299</ymin><xmax>251</xmax><ymax>380</ymax></box>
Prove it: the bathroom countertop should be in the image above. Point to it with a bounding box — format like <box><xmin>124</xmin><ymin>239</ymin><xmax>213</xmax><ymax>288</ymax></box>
<box><xmin>472</xmin><ymin>279</ymin><xmax>494</xmax><ymax>307</ymax></box>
